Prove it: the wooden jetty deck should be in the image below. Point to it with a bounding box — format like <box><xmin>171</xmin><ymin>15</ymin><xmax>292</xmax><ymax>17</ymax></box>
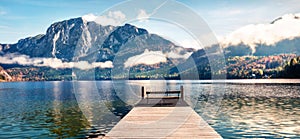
<box><xmin>104</xmin><ymin>86</ymin><xmax>222</xmax><ymax>138</ymax></box>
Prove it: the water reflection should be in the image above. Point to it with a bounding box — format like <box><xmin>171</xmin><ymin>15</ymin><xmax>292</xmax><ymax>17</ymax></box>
<box><xmin>45</xmin><ymin>101</ymin><xmax>90</xmax><ymax>138</ymax></box>
<box><xmin>42</xmin><ymin>81</ymin><xmax>89</xmax><ymax>138</ymax></box>
<box><xmin>0</xmin><ymin>80</ymin><xmax>299</xmax><ymax>138</ymax></box>
<box><xmin>195</xmin><ymin>93</ymin><xmax>300</xmax><ymax>138</ymax></box>
<box><xmin>0</xmin><ymin>81</ymin><xmax>130</xmax><ymax>138</ymax></box>
<box><xmin>72</xmin><ymin>81</ymin><xmax>132</xmax><ymax>137</ymax></box>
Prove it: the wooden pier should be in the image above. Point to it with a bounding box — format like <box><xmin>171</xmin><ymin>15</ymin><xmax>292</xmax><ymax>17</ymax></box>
<box><xmin>104</xmin><ymin>86</ymin><xmax>222</xmax><ymax>138</ymax></box>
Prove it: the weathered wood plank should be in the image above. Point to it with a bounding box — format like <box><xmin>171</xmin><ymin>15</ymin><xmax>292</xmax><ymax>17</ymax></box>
<box><xmin>135</xmin><ymin>98</ymin><xmax>189</xmax><ymax>107</ymax></box>
<box><xmin>105</xmin><ymin>107</ymin><xmax>222</xmax><ymax>138</ymax></box>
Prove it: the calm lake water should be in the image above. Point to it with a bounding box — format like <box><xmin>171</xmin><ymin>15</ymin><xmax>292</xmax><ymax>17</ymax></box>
<box><xmin>0</xmin><ymin>79</ymin><xmax>299</xmax><ymax>138</ymax></box>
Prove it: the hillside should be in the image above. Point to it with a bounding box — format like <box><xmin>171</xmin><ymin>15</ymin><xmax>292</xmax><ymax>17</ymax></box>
<box><xmin>1</xmin><ymin>13</ymin><xmax>300</xmax><ymax>81</ymax></box>
<box><xmin>3</xmin><ymin>54</ymin><xmax>298</xmax><ymax>81</ymax></box>
<box><xmin>225</xmin><ymin>54</ymin><xmax>297</xmax><ymax>79</ymax></box>
<box><xmin>0</xmin><ymin>17</ymin><xmax>192</xmax><ymax>81</ymax></box>
<box><xmin>0</xmin><ymin>66</ymin><xmax>12</xmax><ymax>81</ymax></box>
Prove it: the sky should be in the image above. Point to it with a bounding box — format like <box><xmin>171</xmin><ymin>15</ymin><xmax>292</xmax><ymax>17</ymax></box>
<box><xmin>1</xmin><ymin>0</ymin><xmax>300</xmax><ymax>47</ymax></box>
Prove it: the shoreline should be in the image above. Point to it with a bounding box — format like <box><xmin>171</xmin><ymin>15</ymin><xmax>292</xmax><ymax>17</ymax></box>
<box><xmin>1</xmin><ymin>78</ymin><xmax>300</xmax><ymax>84</ymax></box>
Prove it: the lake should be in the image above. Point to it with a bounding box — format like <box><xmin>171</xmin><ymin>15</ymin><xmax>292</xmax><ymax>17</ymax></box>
<box><xmin>0</xmin><ymin>79</ymin><xmax>299</xmax><ymax>138</ymax></box>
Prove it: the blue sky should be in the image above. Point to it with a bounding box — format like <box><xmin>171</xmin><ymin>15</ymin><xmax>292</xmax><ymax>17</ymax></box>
<box><xmin>0</xmin><ymin>0</ymin><xmax>300</xmax><ymax>44</ymax></box>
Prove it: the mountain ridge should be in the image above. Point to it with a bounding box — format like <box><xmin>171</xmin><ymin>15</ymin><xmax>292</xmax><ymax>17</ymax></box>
<box><xmin>1</xmin><ymin>13</ymin><xmax>300</xmax><ymax>81</ymax></box>
<box><xmin>0</xmin><ymin>17</ymin><xmax>193</xmax><ymax>81</ymax></box>
<box><xmin>0</xmin><ymin>17</ymin><xmax>191</xmax><ymax>69</ymax></box>
<box><xmin>221</xmin><ymin>13</ymin><xmax>300</xmax><ymax>56</ymax></box>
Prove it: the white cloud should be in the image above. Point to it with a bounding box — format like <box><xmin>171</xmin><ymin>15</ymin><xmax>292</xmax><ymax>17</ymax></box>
<box><xmin>173</xmin><ymin>36</ymin><xmax>199</xmax><ymax>49</ymax></box>
<box><xmin>82</xmin><ymin>13</ymin><xmax>97</xmax><ymax>22</ymax></box>
<box><xmin>137</xmin><ymin>9</ymin><xmax>150</xmax><ymax>22</ymax></box>
<box><xmin>177</xmin><ymin>39</ymin><xmax>197</xmax><ymax>48</ymax></box>
<box><xmin>0</xmin><ymin>53</ymin><xmax>113</xmax><ymax>70</ymax></box>
<box><xmin>124</xmin><ymin>49</ymin><xmax>167</xmax><ymax>67</ymax></box>
<box><xmin>92</xmin><ymin>61</ymin><xmax>113</xmax><ymax>69</ymax></box>
<box><xmin>136</xmin><ymin>0</ymin><xmax>167</xmax><ymax>22</ymax></box>
<box><xmin>166</xmin><ymin>49</ymin><xmax>192</xmax><ymax>60</ymax></box>
<box><xmin>124</xmin><ymin>48</ymin><xmax>192</xmax><ymax>68</ymax></box>
<box><xmin>220</xmin><ymin>13</ymin><xmax>300</xmax><ymax>52</ymax></box>
<box><xmin>82</xmin><ymin>11</ymin><xmax>126</xmax><ymax>26</ymax></box>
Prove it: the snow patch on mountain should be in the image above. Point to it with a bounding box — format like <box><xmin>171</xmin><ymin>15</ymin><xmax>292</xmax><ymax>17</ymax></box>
<box><xmin>82</xmin><ymin>25</ymin><xmax>92</xmax><ymax>47</ymax></box>
<box><xmin>69</xmin><ymin>23</ymin><xmax>75</xmax><ymax>30</ymax></box>
<box><xmin>52</xmin><ymin>30</ymin><xmax>61</xmax><ymax>57</ymax></box>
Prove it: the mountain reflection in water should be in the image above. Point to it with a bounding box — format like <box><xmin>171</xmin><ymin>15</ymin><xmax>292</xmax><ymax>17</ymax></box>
<box><xmin>0</xmin><ymin>80</ymin><xmax>299</xmax><ymax>138</ymax></box>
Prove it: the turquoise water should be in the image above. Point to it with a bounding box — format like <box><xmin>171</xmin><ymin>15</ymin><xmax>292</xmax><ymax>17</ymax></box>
<box><xmin>0</xmin><ymin>80</ymin><xmax>299</xmax><ymax>138</ymax></box>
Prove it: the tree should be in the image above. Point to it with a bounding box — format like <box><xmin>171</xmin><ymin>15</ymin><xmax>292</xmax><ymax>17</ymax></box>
<box><xmin>291</xmin><ymin>58</ymin><xmax>298</xmax><ymax>66</ymax></box>
<box><xmin>0</xmin><ymin>75</ymin><xmax>5</xmax><ymax>80</ymax></box>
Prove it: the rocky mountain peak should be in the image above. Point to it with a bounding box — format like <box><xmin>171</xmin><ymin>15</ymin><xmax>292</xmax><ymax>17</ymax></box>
<box><xmin>101</xmin><ymin>24</ymin><xmax>149</xmax><ymax>54</ymax></box>
<box><xmin>0</xmin><ymin>17</ymin><xmax>191</xmax><ymax>70</ymax></box>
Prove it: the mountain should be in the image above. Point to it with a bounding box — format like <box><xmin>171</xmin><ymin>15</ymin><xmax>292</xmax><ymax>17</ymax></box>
<box><xmin>0</xmin><ymin>17</ymin><xmax>193</xmax><ymax>80</ymax></box>
<box><xmin>220</xmin><ymin>13</ymin><xmax>300</xmax><ymax>57</ymax></box>
<box><xmin>180</xmin><ymin>13</ymin><xmax>300</xmax><ymax>79</ymax></box>
<box><xmin>0</xmin><ymin>17</ymin><xmax>191</xmax><ymax>66</ymax></box>
<box><xmin>184</xmin><ymin>49</ymin><xmax>297</xmax><ymax>79</ymax></box>
<box><xmin>1</xmin><ymin>17</ymin><xmax>116</xmax><ymax>62</ymax></box>
<box><xmin>1</xmin><ymin>13</ymin><xmax>300</xmax><ymax>81</ymax></box>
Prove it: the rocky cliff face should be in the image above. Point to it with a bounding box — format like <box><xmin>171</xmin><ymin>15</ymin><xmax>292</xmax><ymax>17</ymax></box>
<box><xmin>1</xmin><ymin>17</ymin><xmax>191</xmax><ymax>66</ymax></box>
<box><xmin>1</xmin><ymin>18</ymin><xmax>116</xmax><ymax>62</ymax></box>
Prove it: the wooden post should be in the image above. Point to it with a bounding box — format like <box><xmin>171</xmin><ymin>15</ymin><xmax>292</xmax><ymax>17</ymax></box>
<box><xmin>180</xmin><ymin>86</ymin><xmax>184</xmax><ymax>100</ymax></box>
<box><xmin>141</xmin><ymin>86</ymin><xmax>145</xmax><ymax>99</ymax></box>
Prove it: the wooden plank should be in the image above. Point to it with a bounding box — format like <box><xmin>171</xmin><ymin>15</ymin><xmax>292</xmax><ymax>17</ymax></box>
<box><xmin>142</xmin><ymin>86</ymin><xmax>184</xmax><ymax>100</ymax></box>
<box><xmin>141</xmin><ymin>86</ymin><xmax>145</xmax><ymax>99</ymax></box>
<box><xmin>146</xmin><ymin>91</ymin><xmax>181</xmax><ymax>94</ymax></box>
<box><xmin>135</xmin><ymin>98</ymin><xmax>189</xmax><ymax>107</ymax></box>
<box><xmin>145</xmin><ymin>96</ymin><xmax>180</xmax><ymax>99</ymax></box>
<box><xmin>105</xmin><ymin>107</ymin><xmax>222</xmax><ymax>138</ymax></box>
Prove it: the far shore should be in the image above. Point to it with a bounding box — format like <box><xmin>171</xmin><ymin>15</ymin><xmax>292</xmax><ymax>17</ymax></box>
<box><xmin>1</xmin><ymin>78</ymin><xmax>300</xmax><ymax>85</ymax></box>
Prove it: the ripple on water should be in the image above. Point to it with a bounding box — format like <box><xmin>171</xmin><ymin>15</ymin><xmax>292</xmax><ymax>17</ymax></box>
<box><xmin>195</xmin><ymin>96</ymin><xmax>300</xmax><ymax>138</ymax></box>
<box><xmin>1</xmin><ymin>81</ymin><xmax>300</xmax><ymax>138</ymax></box>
